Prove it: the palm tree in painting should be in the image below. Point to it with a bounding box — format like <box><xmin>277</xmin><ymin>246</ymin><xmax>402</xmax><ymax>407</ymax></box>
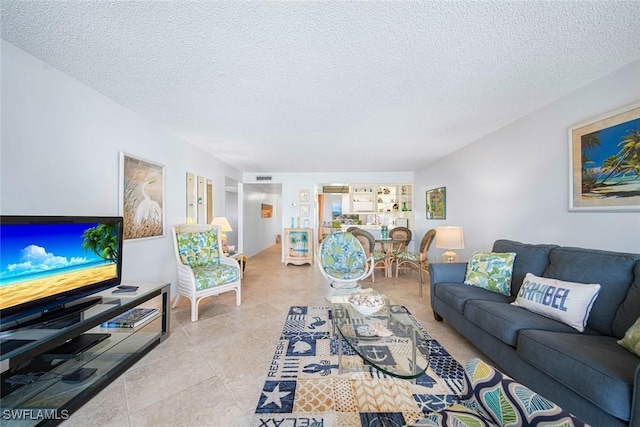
<box><xmin>82</xmin><ymin>224</ymin><xmax>119</xmax><ymax>263</ymax></box>
<box><xmin>299</xmin><ymin>231</ymin><xmax>308</xmax><ymax>254</ymax></box>
<box><xmin>289</xmin><ymin>232</ymin><xmax>301</xmax><ymax>255</ymax></box>
<box><xmin>581</xmin><ymin>132</ymin><xmax>600</xmax><ymax>192</ymax></box>
<box><xmin>596</xmin><ymin>155</ymin><xmax>623</xmax><ymax>186</ymax></box>
<box><xmin>615</xmin><ymin>126</ymin><xmax>640</xmax><ymax>181</ymax></box>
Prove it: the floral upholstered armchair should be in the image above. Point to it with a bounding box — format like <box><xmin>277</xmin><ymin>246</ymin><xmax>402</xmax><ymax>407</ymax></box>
<box><xmin>318</xmin><ymin>232</ymin><xmax>373</xmax><ymax>300</ymax></box>
<box><xmin>172</xmin><ymin>224</ymin><xmax>241</xmax><ymax>321</ymax></box>
<box><xmin>411</xmin><ymin>358</ymin><xmax>587</xmax><ymax>427</ymax></box>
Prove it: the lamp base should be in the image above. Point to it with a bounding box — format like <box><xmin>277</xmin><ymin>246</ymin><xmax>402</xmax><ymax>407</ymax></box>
<box><xmin>441</xmin><ymin>250</ymin><xmax>459</xmax><ymax>263</ymax></box>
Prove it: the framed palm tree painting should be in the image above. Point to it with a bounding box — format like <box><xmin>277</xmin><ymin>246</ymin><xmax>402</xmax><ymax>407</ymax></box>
<box><xmin>570</xmin><ymin>102</ymin><xmax>640</xmax><ymax>211</ymax></box>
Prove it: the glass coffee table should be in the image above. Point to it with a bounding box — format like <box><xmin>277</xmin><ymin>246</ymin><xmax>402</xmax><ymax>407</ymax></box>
<box><xmin>331</xmin><ymin>299</ymin><xmax>429</xmax><ymax>379</ymax></box>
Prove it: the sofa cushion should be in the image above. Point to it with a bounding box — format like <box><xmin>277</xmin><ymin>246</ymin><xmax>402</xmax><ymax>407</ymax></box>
<box><xmin>618</xmin><ymin>317</ymin><xmax>640</xmax><ymax>356</ymax></box>
<box><xmin>544</xmin><ymin>247</ymin><xmax>638</xmax><ymax>336</ymax></box>
<box><xmin>433</xmin><ymin>282</ymin><xmax>513</xmax><ymax>314</ymax></box>
<box><xmin>518</xmin><ymin>330</ymin><xmax>638</xmax><ymax>421</ymax></box>
<box><xmin>492</xmin><ymin>240</ymin><xmax>558</xmax><ymax>295</ymax></box>
<box><xmin>613</xmin><ymin>259</ymin><xmax>640</xmax><ymax>338</ymax></box>
<box><xmin>511</xmin><ymin>273</ymin><xmax>601</xmax><ymax>332</ymax></box>
<box><xmin>464</xmin><ymin>252</ymin><xmax>516</xmax><ymax>296</ymax></box>
<box><xmin>464</xmin><ymin>300</ymin><xmax>578</xmax><ymax>347</ymax></box>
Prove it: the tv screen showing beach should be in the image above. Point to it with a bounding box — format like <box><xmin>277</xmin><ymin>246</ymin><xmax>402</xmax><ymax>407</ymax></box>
<box><xmin>0</xmin><ymin>221</ymin><xmax>120</xmax><ymax>311</ymax></box>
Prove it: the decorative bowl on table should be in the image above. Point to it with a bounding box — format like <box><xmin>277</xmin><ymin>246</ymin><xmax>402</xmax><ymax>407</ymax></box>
<box><xmin>348</xmin><ymin>289</ymin><xmax>385</xmax><ymax>315</ymax></box>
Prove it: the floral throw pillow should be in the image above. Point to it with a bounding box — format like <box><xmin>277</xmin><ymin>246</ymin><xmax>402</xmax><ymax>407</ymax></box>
<box><xmin>618</xmin><ymin>317</ymin><xmax>640</xmax><ymax>356</ymax></box>
<box><xmin>464</xmin><ymin>252</ymin><xmax>516</xmax><ymax>296</ymax></box>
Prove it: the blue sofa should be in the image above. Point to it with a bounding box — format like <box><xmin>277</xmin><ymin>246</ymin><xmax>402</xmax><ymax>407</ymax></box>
<box><xmin>428</xmin><ymin>240</ymin><xmax>640</xmax><ymax>427</ymax></box>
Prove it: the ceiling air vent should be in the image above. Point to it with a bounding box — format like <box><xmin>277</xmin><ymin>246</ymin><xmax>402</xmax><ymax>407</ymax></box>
<box><xmin>256</xmin><ymin>175</ymin><xmax>272</xmax><ymax>181</ymax></box>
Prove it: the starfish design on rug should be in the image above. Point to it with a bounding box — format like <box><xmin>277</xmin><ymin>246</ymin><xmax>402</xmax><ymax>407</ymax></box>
<box><xmin>261</xmin><ymin>384</ymin><xmax>290</xmax><ymax>408</ymax></box>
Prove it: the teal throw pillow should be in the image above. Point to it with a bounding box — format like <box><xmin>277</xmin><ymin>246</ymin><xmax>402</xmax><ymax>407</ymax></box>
<box><xmin>464</xmin><ymin>252</ymin><xmax>516</xmax><ymax>296</ymax></box>
<box><xmin>618</xmin><ymin>317</ymin><xmax>640</xmax><ymax>356</ymax></box>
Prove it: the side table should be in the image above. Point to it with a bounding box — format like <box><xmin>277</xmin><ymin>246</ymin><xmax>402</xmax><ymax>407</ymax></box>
<box><xmin>229</xmin><ymin>252</ymin><xmax>244</xmax><ymax>278</ymax></box>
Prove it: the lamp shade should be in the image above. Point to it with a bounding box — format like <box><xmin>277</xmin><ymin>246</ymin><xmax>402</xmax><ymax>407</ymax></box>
<box><xmin>435</xmin><ymin>226</ymin><xmax>464</xmax><ymax>250</ymax></box>
<box><xmin>211</xmin><ymin>217</ymin><xmax>233</xmax><ymax>232</ymax></box>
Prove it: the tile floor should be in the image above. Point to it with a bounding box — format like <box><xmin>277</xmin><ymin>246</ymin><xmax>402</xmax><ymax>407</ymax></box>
<box><xmin>64</xmin><ymin>243</ymin><xmax>487</xmax><ymax>426</ymax></box>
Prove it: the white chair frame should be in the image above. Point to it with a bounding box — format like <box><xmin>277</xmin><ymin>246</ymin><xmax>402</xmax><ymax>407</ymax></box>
<box><xmin>171</xmin><ymin>224</ymin><xmax>241</xmax><ymax>322</ymax></box>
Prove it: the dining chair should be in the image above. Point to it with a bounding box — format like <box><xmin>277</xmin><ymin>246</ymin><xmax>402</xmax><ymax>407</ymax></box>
<box><xmin>387</xmin><ymin>226</ymin><xmax>412</xmax><ymax>272</ymax></box>
<box><xmin>395</xmin><ymin>229</ymin><xmax>436</xmax><ymax>297</ymax></box>
<box><xmin>172</xmin><ymin>224</ymin><xmax>242</xmax><ymax>321</ymax></box>
<box><xmin>349</xmin><ymin>228</ymin><xmax>388</xmax><ymax>282</ymax></box>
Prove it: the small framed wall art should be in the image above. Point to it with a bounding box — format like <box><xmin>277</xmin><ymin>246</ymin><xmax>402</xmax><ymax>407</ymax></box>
<box><xmin>261</xmin><ymin>203</ymin><xmax>273</xmax><ymax>218</ymax></box>
<box><xmin>299</xmin><ymin>204</ymin><xmax>310</xmax><ymax>217</ymax></box>
<box><xmin>426</xmin><ymin>186</ymin><xmax>446</xmax><ymax>220</ymax></box>
<box><xmin>299</xmin><ymin>189</ymin><xmax>310</xmax><ymax>202</ymax></box>
<box><xmin>569</xmin><ymin>102</ymin><xmax>640</xmax><ymax>211</ymax></box>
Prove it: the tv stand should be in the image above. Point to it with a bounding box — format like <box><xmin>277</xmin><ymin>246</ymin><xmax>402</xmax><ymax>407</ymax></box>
<box><xmin>0</xmin><ymin>282</ymin><xmax>170</xmax><ymax>426</ymax></box>
<box><xmin>5</xmin><ymin>296</ymin><xmax>103</xmax><ymax>332</ymax></box>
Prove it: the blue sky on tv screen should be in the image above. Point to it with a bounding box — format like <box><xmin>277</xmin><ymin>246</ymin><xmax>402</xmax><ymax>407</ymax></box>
<box><xmin>0</xmin><ymin>223</ymin><xmax>107</xmax><ymax>284</ymax></box>
<box><xmin>585</xmin><ymin>118</ymin><xmax>640</xmax><ymax>167</ymax></box>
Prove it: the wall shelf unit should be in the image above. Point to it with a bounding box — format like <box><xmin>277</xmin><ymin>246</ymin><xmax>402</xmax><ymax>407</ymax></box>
<box><xmin>349</xmin><ymin>184</ymin><xmax>412</xmax><ymax>214</ymax></box>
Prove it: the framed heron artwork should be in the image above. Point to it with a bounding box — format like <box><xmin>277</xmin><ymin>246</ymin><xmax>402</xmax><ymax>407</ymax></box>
<box><xmin>119</xmin><ymin>152</ymin><xmax>165</xmax><ymax>240</ymax></box>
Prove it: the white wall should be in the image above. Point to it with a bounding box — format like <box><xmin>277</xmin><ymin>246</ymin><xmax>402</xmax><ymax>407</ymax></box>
<box><xmin>1</xmin><ymin>41</ymin><xmax>243</xmax><ymax>289</ymax></box>
<box><xmin>414</xmin><ymin>59</ymin><xmax>640</xmax><ymax>260</ymax></box>
<box><xmin>240</xmin><ymin>185</ymin><xmax>281</xmax><ymax>256</ymax></box>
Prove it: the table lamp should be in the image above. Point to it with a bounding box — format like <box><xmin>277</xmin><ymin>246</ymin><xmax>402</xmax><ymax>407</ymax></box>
<box><xmin>211</xmin><ymin>217</ymin><xmax>233</xmax><ymax>249</ymax></box>
<box><xmin>435</xmin><ymin>226</ymin><xmax>464</xmax><ymax>262</ymax></box>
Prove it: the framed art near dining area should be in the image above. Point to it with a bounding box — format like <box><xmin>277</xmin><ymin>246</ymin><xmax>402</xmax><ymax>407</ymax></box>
<box><xmin>569</xmin><ymin>102</ymin><xmax>640</xmax><ymax>211</ymax></box>
<box><xmin>119</xmin><ymin>152</ymin><xmax>165</xmax><ymax>240</ymax></box>
<box><xmin>426</xmin><ymin>186</ymin><xmax>446</xmax><ymax>219</ymax></box>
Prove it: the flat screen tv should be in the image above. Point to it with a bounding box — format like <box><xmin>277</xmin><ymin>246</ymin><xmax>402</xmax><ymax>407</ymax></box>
<box><xmin>0</xmin><ymin>216</ymin><xmax>123</xmax><ymax>331</ymax></box>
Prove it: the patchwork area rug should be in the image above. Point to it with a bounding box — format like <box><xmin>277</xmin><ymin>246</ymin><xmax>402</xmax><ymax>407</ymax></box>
<box><xmin>252</xmin><ymin>306</ymin><xmax>465</xmax><ymax>427</ymax></box>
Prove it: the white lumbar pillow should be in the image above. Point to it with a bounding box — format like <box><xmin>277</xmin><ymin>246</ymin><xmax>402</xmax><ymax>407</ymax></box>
<box><xmin>511</xmin><ymin>273</ymin><xmax>601</xmax><ymax>332</ymax></box>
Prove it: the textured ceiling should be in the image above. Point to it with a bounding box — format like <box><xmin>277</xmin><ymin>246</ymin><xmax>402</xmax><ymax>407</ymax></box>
<box><xmin>2</xmin><ymin>1</ymin><xmax>639</xmax><ymax>173</ymax></box>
